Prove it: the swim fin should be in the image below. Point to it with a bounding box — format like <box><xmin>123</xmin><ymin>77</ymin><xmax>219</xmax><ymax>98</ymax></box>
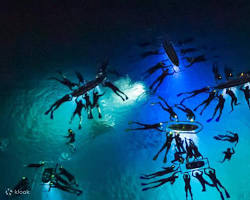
<box><xmin>225</xmin><ymin>190</ymin><xmax>230</xmax><ymax>198</ymax></box>
<box><xmin>213</xmin><ymin>136</ymin><xmax>221</xmax><ymax>140</ymax></box>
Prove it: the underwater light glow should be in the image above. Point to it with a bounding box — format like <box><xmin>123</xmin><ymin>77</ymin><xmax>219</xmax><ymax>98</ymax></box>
<box><xmin>124</xmin><ymin>82</ymin><xmax>146</xmax><ymax>101</ymax></box>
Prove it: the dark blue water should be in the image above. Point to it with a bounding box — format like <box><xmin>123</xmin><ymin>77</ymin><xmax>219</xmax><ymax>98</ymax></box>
<box><xmin>0</xmin><ymin>14</ymin><xmax>250</xmax><ymax>200</ymax></box>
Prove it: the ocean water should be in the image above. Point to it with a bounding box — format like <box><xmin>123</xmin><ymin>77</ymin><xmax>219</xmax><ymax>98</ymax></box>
<box><xmin>0</xmin><ymin>19</ymin><xmax>250</xmax><ymax>200</ymax></box>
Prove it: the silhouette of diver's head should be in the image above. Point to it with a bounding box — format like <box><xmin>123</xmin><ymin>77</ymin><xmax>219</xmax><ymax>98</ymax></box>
<box><xmin>68</xmin><ymin>129</ymin><xmax>73</xmax><ymax>133</ymax></box>
<box><xmin>246</xmin><ymin>86</ymin><xmax>249</xmax><ymax>89</ymax></box>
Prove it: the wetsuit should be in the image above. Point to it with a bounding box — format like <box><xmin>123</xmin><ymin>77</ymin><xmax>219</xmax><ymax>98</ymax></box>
<box><xmin>221</xmin><ymin>148</ymin><xmax>235</xmax><ymax>163</ymax></box>
<box><xmin>103</xmin><ymin>81</ymin><xmax>128</xmax><ymax>101</ymax></box>
<box><xmin>174</xmin><ymin>134</ymin><xmax>185</xmax><ymax>153</ymax></box>
<box><xmin>239</xmin><ymin>86</ymin><xmax>250</xmax><ymax>108</ymax></box>
<box><xmin>183</xmin><ymin>173</ymin><xmax>193</xmax><ymax>200</ymax></box>
<box><xmin>175</xmin><ymin>104</ymin><xmax>195</xmax><ymax>121</ymax></box>
<box><xmin>70</xmin><ymin>99</ymin><xmax>85</xmax><ymax>129</ymax></box>
<box><xmin>155</xmin><ymin>96</ymin><xmax>178</xmax><ymax>121</ymax></box>
<box><xmin>45</xmin><ymin>94</ymin><xmax>72</xmax><ymax>119</ymax></box>
<box><xmin>140</xmin><ymin>165</ymin><xmax>176</xmax><ymax>179</ymax></box>
<box><xmin>194</xmin><ymin>90</ymin><xmax>216</xmax><ymax>115</ymax></box>
<box><xmin>140</xmin><ymin>50</ymin><xmax>160</xmax><ymax>58</ymax></box>
<box><xmin>185</xmin><ymin>55</ymin><xmax>206</xmax><ymax>68</ymax></box>
<box><xmin>212</xmin><ymin>63</ymin><xmax>222</xmax><ymax>81</ymax></box>
<box><xmin>207</xmin><ymin>94</ymin><xmax>225</xmax><ymax>122</ymax></box>
<box><xmin>143</xmin><ymin>62</ymin><xmax>168</xmax><ymax>79</ymax></box>
<box><xmin>153</xmin><ymin>133</ymin><xmax>174</xmax><ymax>163</ymax></box>
<box><xmin>141</xmin><ymin>172</ymin><xmax>179</xmax><ymax>191</ymax></box>
<box><xmin>192</xmin><ymin>171</ymin><xmax>212</xmax><ymax>192</ymax></box>
<box><xmin>126</xmin><ymin>122</ymin><xmax>163</xmax><ymax>132</ymax></box>
<box><xmin>149</xmin><ymin>69</ymin><xmax>174</xmax><ymax>93</ymax></box>
<box><xmin>92</xmin><ymin>91</ymin><xmax>105</xmax><ymax>118</ymax></box>
<box><xmin>178</xmin><ymin>87</ymin><xmax>210</xmax><ymax>104</ymax></box>
<box><xmin>226</xmin><ymin>88</ymin><xmax>239</xmax><ymax>111</ymax></box>
<box><xmin>205</xmin><ymin>168</ymin><xmax>230</xmax><ymax>200</ymax></box>
<box><xmin>214</xmin><ymin>131</ymin><xmax>239</xmax><ymax>146</ymax></box>
<box><xmin>189</xmin><ymin>139</ymin><xmax>203</xmax><ymax>159</ymax></box>
<box><xmin>83</xmin><ymin>93</ymin><xmax>93</xmax><ymax>119</ymax></box>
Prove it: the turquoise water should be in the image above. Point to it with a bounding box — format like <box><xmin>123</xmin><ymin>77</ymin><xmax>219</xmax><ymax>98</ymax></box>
<box><xmin>0</xmin><ymin>23</ymin><xmax>250</xmax><ymax>200</ymax></box>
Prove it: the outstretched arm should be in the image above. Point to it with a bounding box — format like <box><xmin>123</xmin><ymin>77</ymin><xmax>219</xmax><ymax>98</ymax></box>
<box><xmin>232</xmin><ymin>148</ymin><xmax>235</xmax><ymax>154</ymax></box>
<box><xmin>239</xmin><ymin>86</ymin><xmax>244</xmax><ymax>91</ymax></box>
<box><xmin>226</xmin><ymin>130</ymin><xmax>234</xmax><ymax>135</ymax></box>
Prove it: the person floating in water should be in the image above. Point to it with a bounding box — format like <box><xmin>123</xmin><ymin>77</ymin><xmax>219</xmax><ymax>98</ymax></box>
<box><xmin>143</xmin><ymin>62</ymin><xmax>169</xmax><ymax>80</ymax></box>
<box><xmin>212</xmin><ymin>62</ymin><xmax>222</xmax><ymax>82</ymax></box>
<box><xmin>13</xmin><ymin>177</ymin><xmax>31</xmax><ymax>194</ymax></box>
<box><xmin>149</xmin><ymin>68</ymin><xmax>175</xmax><ymax>93</ymax></box>
<box><xmin>205</xmin><ymin>168</ymin><xmax>230</xmax><ymax>200</ymax></box>
<box><xmin>239</xmin><ymin>85</ymin><xmax>250</xmax><ymax>109</ymax></box>
<box><xmin>178</xmin><ymin>87</ymin><xmax>210</xmax><ymax>104</ymax></box>
<box><xmin>25</xmin><ymin>161</ymin><xmax>45</xmax><ymax>168</ymax></box>
<box><xmin>141</xmin><ymin>172</ymin><xmax>179</xmax><ymax>191</ymax></box>
<box><xmin>125</xmin><ymin>121</ymin><xmax>164</xmax><ymax>132</ymax></box>
<box><xmin>174</xmin><ymin>133</ymin><xmax>185</xmax><ymax>153</ymax></box>
<box><xmin>207</xmin><ymin>94</ymin><xmax>225</xmax><ymax>122</ymax></box>
<box><xmin>65</xmin><ymin>129</ymin><xmax>76</xmax><ymax>152</ymax></box>
<box><xmin>185</xmin><ymin>138</ymin><xmax>194</xmax><ymax>161</ymax></box>
<box><xmin>192</xmin><ymin>170</ymin><xmax>213</xmax><ymax>192</ymax></box>
<box><xmin>75</xmin><ymin>71</ymin><xmax>85</xmax><ymax>86</ymax></box>
<box><xmin>151</xmin><ymin>96</ymin><xmax>178</xmax><ymax>121</ymax></box>
<box><xmin>171</xmin><ymin>149</ymin><xmax>185</xmax><ymax>164</ymax></box>
<box><xmin>185</xmin><ymin>55</ymin><xmax>206</xmax><ymax>68</ymax></box>
<box><xmin>140</xmin><ymin>165</ymin><xmax>178</xmax><ymax>180</ymax></box>
<box><xmin>103</xmin><ymin>80</ymin><xmax>128</xmax><ymax>101</ymax></box>
<box><xmin>214</xmin><ymin>131</ymin><xmax>239</xmax><ymax>146</ymax></box>
<box><xmin>183</xmin><ymin>173</ymin><xmax>193</xmax><ymax>200</ymax></box>
<box><xmin>226</xmin><ymin>88</ymin><xmax>240</xmax><ymax>112</ymax></box>
<box><xmin>220</xmin><ymin>148</ymin><xmax>235</xmax><ymax>163</ymax></box>
<box><xmin>48</xmin><ymin>71</ymin><xmax>78</xmax><ymax>90</ymax></box>
<box><xmin>175</xmin><ymin>103</ymin><xmax>195</xmax><ymax>121</ymax></box>
<box><xmin>45</xmin><ymin>94</ymin><xmax>72</xmax><ymax>119</ymax></box>
<box><xmin>92</xmin><ymin>90</ymin><xmax>105</xmax><ymax>118</ymax></box>
<box><xmin>189</xmin><ymin>139</ymin><xmax>203</xmax><ymax>159</ymax></box>
<box><xmin>58</xmin><ymin>166</ymin><xmax>78</xmax><ymax>186</ymax></box>
<box><xmin>83</xmin><ymin>93</ymin><xmax>93</xmax><ymax>119</ymax></box>
<box><xmin>224</xmin><ymin>65</ymin><xmax>233</xmax><ymax>80</ymax></box>
<box><xmin>194</xmin><ymin>90</ymin><xmax>217</xmax><ymax>115</ymax></box>
<box><xmin>153</xmin><ymin>132</ymin><xmax>174</xmax><ymax>163</ymax></box>
<box><xmin>70</xmin><ymin>98</ymin><xmax>85</xmax><ymax>129</ymax></box>
<box><xmin>140</xmin><ymin>50</ymin><xmax>160</xmax><ymax>58</ymax></box>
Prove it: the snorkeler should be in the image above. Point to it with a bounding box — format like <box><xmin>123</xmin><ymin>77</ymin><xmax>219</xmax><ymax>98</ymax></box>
<box><xmin>183</xmin><ymin>173</ymin><xmax>193</xmax><ymax>200</ymax></box>
<box><xmin>239</xmin><ymin>85</ymin><xmax>250</xmax><ymax>108</ymax></box>
<box><xmin>226</xmin><ymin>88</ymin><xmax>240</xmax><ymax>112</ymax></box>
<box><xmin>140</xmin><ymin>165</ymin><xmax>178</xmax><ymax>180</ymax></box>
<box><xmin>178</xmin><ymin>87</ymin><xmax>210</xmax><ymax>104</ymax></box>
<box><xmin>58</xmin><ymin>166</ymin><xmax>78</xmax><ymax>186</ymax></box>
<box><xmin>153</xmin><ymin>132</ymin><xmax>174</xmax><ymax>163</ymax></box>
<box><xmin>207</xmin><ymin>94</ymin><xmax>225</xmax><ymax>122</ymax></box>
<box><xmin>125</xmin><ymin>121</ymin><xmax>164</xmax><ymax>132</ymax></box>
<box><xmin>224</xmin><ymin>66</ymin><xmax>233</xmax><ymax>80</ymax></box>
<box><xmin>70</xmin><ymin>98</ymin><xmax>85</xmax><ymax>129</ymax></box>
<box><xmin>175</xmin><ymin>103</ymin><xmax>195</xmax><ymax>121</ymax></box>
<box><xmin>214</xmin><ymin>131</ymin><xmax>239</xmax><ymax>146</ymax></box>
<box><xmin>65</xmin><ymin>129</ymin><xmax>76</xmax><ymax>152</ymax></box>
<box><xmin>75</xmin><ymin>71</ymin><xmax>85</xmax><ymax>86</ymax></box>
<box><xmin>45</xmin><ymin>94</ymin><xmax>73</xmax><ymax>119</ymax></box>
<box><xmin>149</xmin><ymin>68</ymin><xmax>175</xmax><ymax>93</ymax></box>
<box><xmin>13</xmin><ymin>177</ymin><xmax>31</xmax><ymax>192</ymax></box>
<box><xmin>220</xmin><ymin>148</ymin><xmax>235</xmax><ymax>163</ymax></box>
<box><xmin>143</xmin><ymin>62</ymin><xmax>169</xmax><ymax>80</ymax></box>
<box><xmin>212</xmin><ymin>62</ymin><xmax>223</xmax><ymax>82</ymax></box>
<box><xmin>25</xmin><ymin>161</ymin><xmax>45</xmax><ymax>168</ymax></box>
<box><xmin>92</xmin><ymin>90</ymin><xmax>105</xmax><ymax>118</ymax></box>
<box><xmin>174</xmin><ymin>133</ymin><xmax>185</xmax><ymax>153</ymax></box>
<box><xmin>48</xmin><ymin>71</ymin><xmax>78</xmax><ymax>90</ymax></box>
<box><xmin>192</xmin><ymin>170</ymin><xmax>213</xmax><ymax>192</ymax></box>
<box><xmin>185</xmin><ymin>55</ymin><xmax>206</xmax><ymax>68</ymax></box>
<box><xmin>194</xmin><ymin>90</ymin><xmax>217</xmax><ymax>115</ymax></box>
<box><xmin>185</xmin><ymin>138</ymin><xmax>194</xmax><ymax>161</ymax></box>
<box><xmin>171</xmin><ymin>149</ymin><xmax>185</xmax><ymax>164</ymax></box>
<box><xmin>189</xmin><ymin>139</ymin><xmax>203</xmax><ymax>159</ymax></box>
<box><xmin>205</xmin><ymin>168</ymin><xmax>230</xmax><ymax>200</ymax></box>
<box><xmin>151</xmin><ymin>96</ymin><xmax>178</xmax><ymax>121</ymax></box>
<box><xmin>140</xmin><ymin>50</ymin><xmax>160</xmax><ymax>58</ymax></box>
<box><xmin>83</xmin><ymin>93</ymin><xmax>93</xmax><ymax>119</ymax></box>
<box><xmin>103</xmin><ymin>80</ymin><xmax>128</xmax><ymax>101</ymax></box>
<box><xmin>141</xmin><ymin>172</ymin><xmax>179</xmax><ymax>191</ymax></box>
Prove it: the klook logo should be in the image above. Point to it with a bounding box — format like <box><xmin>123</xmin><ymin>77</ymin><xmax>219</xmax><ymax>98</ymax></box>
<box><xmin>5</xmin><ymin>188</ymin><xmax>30</xmax><ymax>196</ymax></box>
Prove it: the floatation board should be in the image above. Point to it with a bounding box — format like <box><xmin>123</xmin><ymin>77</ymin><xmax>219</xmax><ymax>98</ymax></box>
<box><xmin>163</xmin><ymin>40</ymin><xmax>179</xmax><ymax>66</ymax></box>
<box><xmin>165</xmin><ymin>121</ymin><xmax>203</xmax><ymax>134</ymax></box>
